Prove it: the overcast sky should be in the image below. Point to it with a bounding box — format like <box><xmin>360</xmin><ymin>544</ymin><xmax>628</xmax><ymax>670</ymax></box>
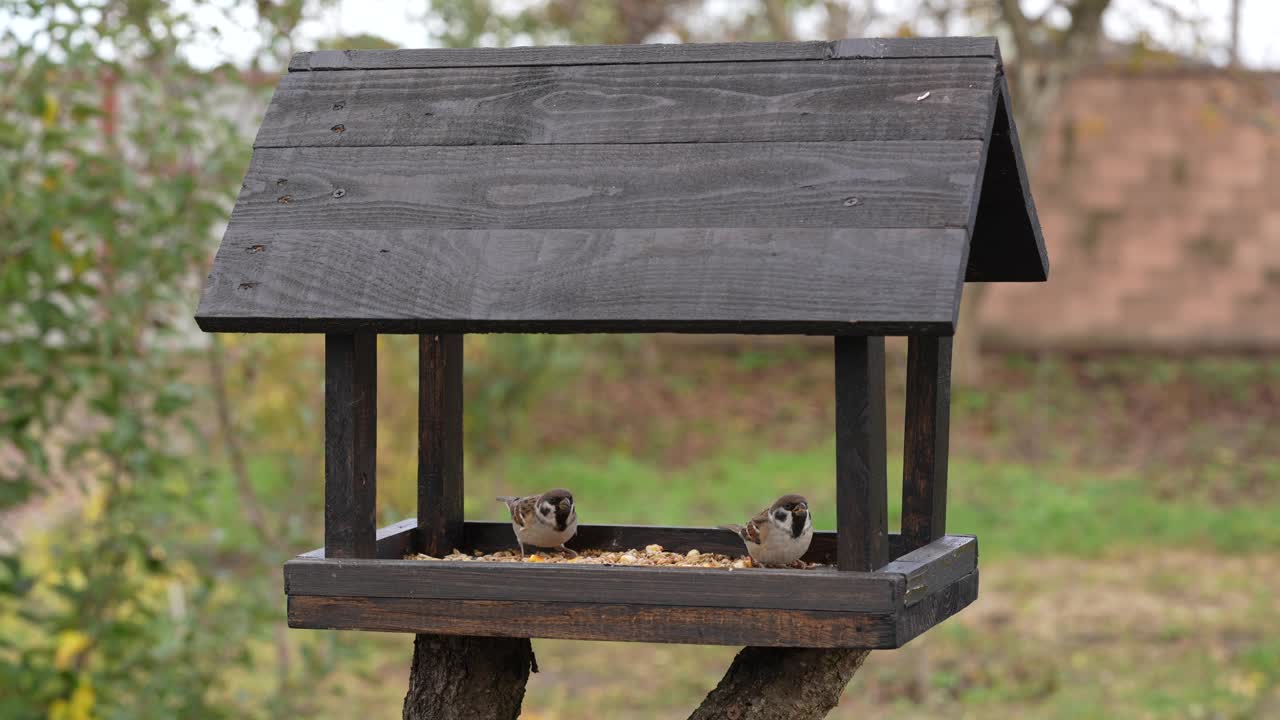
<box><xmin>178</xmin><ymin>0</ymin><xmax>1277</xmax><ymax>71</ymax></box>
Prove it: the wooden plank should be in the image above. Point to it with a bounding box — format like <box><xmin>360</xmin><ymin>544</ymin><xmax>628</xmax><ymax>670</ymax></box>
<box><xmin>324</xmin><ymin>334</ymin><xmax>377</xmax><ymax>558</ymax></box>
<box><xmin>289</xmin><ymin>38</ymin><xmax>1001</xmax><ymax>72</ymax></box>
<box><xmin>283</xmin><ymin>557</ymin><xmax>903</xmax><ymax>613</ymax></box>
<box><xmin>289</xmin><ymin>41</ymin><xmax>835</xmax><ymax>72</ymax></box>
<box><xmin>462</xmin><ymin>520</ymin><xmax>761</xmax><ymax>557</ymax></box>
<box><xmin>831</xmin><ymin>37</ymin><xmax>999</xmax><ymax>61</ymax></box>
<box><xmin>880</xmin><ymin>535</ymin><xmax>975</xmax><ymax>607</ymax></box>
<box><xmin>305</xmin><ymin>519</ymin><xmax>912</xmax><ymax>564</ymax></box>
<box><xmin>463</xmin><ymin>521</ymin><xmax>863</xmax><ymax>564</ymax></box>
<box><xmin>196</xmin><ymin>227</ymin><xmax>966</xmax><ymax>335</ymax></box>
<box><xmin>287</xmin><ymin>596</ymin><xmax>900</xmax><ymax>648</ymax></box>
<box><xmin>256</xmin><ymin>59</ymin><xmax>997</xmax><ymax>148</ymax></box>
<box><xmin>223</xmin><ymin>142</ymin><xmax>981</xmax><ymax>232</ymax></box>
<box><xmin>835</xmin><ymin>336</ymin><xmax>889</xmax><ymax>571</ymax></box>
<box><xmin>895</xmin><ymin>569</ymin><xmax>979</xmax><ymax>646</ymax></box>
<box><xmin>966</xmin><ymin>74</ymin><xmax>1049</xmax><ymax>282</ymax></box>
<box><xmin>901</xmin><ymin>335</ymin><xmax>953</xmax><ymax>551</ymax></box>
<box><xmin>298</xmin><ymin>518</ymin><xmax>419</xmax><ymax>560</ymax></box>
<box><xmin>418</xmin><ymin>334</ymin><xmax>464</xmax><ymax>557</ymax></box>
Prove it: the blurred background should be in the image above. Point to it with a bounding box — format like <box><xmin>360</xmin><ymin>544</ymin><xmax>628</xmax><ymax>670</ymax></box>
<box><xmin>1</xmin><ymin>1</ymin><xmax>1277</xmax><ymax>718</ymax></box>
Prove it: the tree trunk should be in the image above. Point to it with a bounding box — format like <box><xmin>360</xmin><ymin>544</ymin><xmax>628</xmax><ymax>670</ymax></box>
<box><xmin>402</xmin><ymin>635</ymin><xmax>538</xmax><ymax>720</ymax></box>
<box><xmin>401</xmin><ymin>638</ymin><xmax>869</xmax><ymax>720</ymax></box>
<box><xmin>952</xmin><ymin>285</ymin><xmax>987</xmax><ymax>387</ymax></box>
<box><xmin>688</xmin><ymin>648</ymin><xmax>871</xmax><ymax>720</ymax></box>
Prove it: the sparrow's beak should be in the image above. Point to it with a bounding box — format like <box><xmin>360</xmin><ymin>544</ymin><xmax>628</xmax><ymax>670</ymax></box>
<box><xmin>792</xmin><ymin>504</ymin><xmax>808</xmax><ymax>516</ymax></box>
<box><xmin>559</xmin><ymin>499</ymin><xmax>571</xmax><ymax>510</ymax></box>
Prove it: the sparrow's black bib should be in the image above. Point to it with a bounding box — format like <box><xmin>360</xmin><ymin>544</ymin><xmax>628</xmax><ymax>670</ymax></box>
<box><xmin>790</xmin><ymin>513</ymin><xmax>807</xmax><ymax>539</ymax></box>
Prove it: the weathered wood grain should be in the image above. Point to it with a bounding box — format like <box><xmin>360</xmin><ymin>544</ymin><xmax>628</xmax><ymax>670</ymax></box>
<box><xmin>831</xmin><ymin>37</ymin><xmax>999</xmax><ymax>61</ymax></box>
<box><xmin>901</xmin><ymin>335</ymin><xmax>953</xmax><ymax>552</ymax></box>
<box><xmin>283</xmin><ymin>557</ymin><xmax>903</xmax><ymax>613</ymax></box>
<box><xmin>880</xmin><ymin>535</ymin><xmax>975</xmax><ymax>607</ymax></box>
<box><xmin>418</xmin><ymin>334</ymin><xmax>464</xmax><ymax>557</ymax></box>
<box><xmin>257</xmin><ymin>59</ymin><xmax>997</xmax><ymax>148</ymax></box>
<box><xmin>464</xmin><ymin>520</ymin><xmax>764</xmax><ymax>557</ymax></box>
<box><xmin>299</xmin><ymin>517</ymin><xmax>419</xmax><ymax>559</ymax></box>
<box><xmin>225</xmin><ymin>142</ymin><xmax>981</xmax><ymax>232</ymax></box>
<box><xmin>289</xmin><ymin>41</ymin><xmax>834</xmax><ymax>72</ymax></box>
<box><xmin>324</xmin><ymin>334</ymin><xmax>377</xmax><ymax>558</ymax></box>
<box><xmin>302</xmin><ymin>519</ymin><xmax>913</xmax><ymax>564</ymax></box>
<box><xmin>288</xmin><ymin>38</ymin><xmax>1000</xmax><ymax>72</ymax></box>
<box><xmin>835</xmin><ymin>337</ymin><xmax>889</xmax><ymax>571</ymax></box>
<box><xmin>287</xmin><ymin>596</ymin><xmax>901</xmax><ymax>648</ymax></box>
<box><xmin>284</xmin><ymin>529</ymin><xmax>976</xmax><ymax>643</ymax></box>
<box><xmin>967</xmin><ymin>75</ymin><xmax>1049</xmax><ymax>282</ymax></box>
<box><xmin>195</xmin><ymin>227</ymin><xmax>967</xmax><ymax>335</ymax></box>
<box><xmin>895</xmin><ymin>569</ymin><xmax>978</xmax><ymax>646</ymax></box>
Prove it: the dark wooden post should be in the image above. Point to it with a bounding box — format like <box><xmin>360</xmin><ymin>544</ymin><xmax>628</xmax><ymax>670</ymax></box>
<box><xmin>834</xmin><ymin>336</ymin><xmax>889</xmax><ymax>572</ymax></box>
<box><xmin>901</xmin><ymin>336</ymin><xmax>952</xmax><ymax>552</ymax></box>
<box><xmin>418</xmin><ymin>334</ymin><xmax>464</xmax><ymax>556</ymax></box>
<box><xmin>325</xmin><ymin>333</ymin><xmax>377</xmax><ymax>559</ymax></box>
<box><xmin>407</xmin><ymin>338</ymin><xmax>537</xmax><ymax>720</ymax></box>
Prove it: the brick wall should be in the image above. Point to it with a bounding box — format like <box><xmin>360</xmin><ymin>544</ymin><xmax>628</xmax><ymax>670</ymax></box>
<box><xmin>981</xmin><ymin>69</ymin><xmax>1280</xmax><ymax>351</ymax></box>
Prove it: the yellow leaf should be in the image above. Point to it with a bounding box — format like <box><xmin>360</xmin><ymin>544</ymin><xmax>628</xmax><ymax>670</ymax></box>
<box><xmin>42</xmin><ymin>92</ymin><xmax>59</xmax><ymax>128</ymax></box>
<box><xmin>42</xmin><ymin>175</ymin><xmax>58</xmax><ymax>192</ymax></box>
<box><xmin>82</xmin><ymin>490</ymin><xmax>106</xmax><ymax>523</ymax></box>
<box><xmin>54</xmin><ymin>630</ymin><xmax>91</xmax><ymax>670</ymax></box>
<box><xmin>50</xmin><ymin>228</ymin><xmax>65</xmax><ymax>251</ymax></box>
<box><xmin>68</xmin><ymin>680</ymin><xmax>95</xmax><ymax>720</ymax></box>
<box><xmin>1227</xmin><ymin>671</ymin><xmax>1264</xmax><ymax>699</ymax></box>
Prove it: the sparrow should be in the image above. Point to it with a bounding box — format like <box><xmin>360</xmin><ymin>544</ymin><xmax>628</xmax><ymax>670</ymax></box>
<box><xmin>719</xmin><ymin>494</ymin><xmax>813</xmax><ymax>568</ymax></box>
<box><xmin>496</xmin><ymin>488</ymin><xmax>578</xmax><ymax>558</ymax></box>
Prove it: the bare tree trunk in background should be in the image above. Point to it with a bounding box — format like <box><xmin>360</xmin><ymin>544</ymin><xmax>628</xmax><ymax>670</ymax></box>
<box><xmin>763</xmin><ymin>0</ymin><xmax>795</xmax><ymax>40</ymax></box>
<box><xmin>689</xmin><ymin>648</ymin><xmax>871</xmax><ymax>720</ymax></box>
<box><xmin>402</xmin><ymin>635</ymin><xmax>538</xmax><ymax>720</ymax></box>
<box><xmin>1229</xmin><ymin>0</ymin><xmax>1241</xmax><ymax>67</ymax></box>
<box><xmin>951</xmin><ymin>0</ymin><xmax>1114</xmax><ymax>385</ymax></box>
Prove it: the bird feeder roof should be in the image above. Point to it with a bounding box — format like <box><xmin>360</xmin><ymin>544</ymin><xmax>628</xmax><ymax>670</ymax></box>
<box><xmin>196</xmin><ymin>37</ymin><xmax>1046</xmax><ymax>336</ymax></box>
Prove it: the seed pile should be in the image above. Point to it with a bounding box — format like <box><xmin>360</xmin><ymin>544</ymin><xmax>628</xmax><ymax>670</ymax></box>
<box><xmin>408</xmin><ymin>544</ymin><xmax>820</xmax><ymax>569</ymax></box>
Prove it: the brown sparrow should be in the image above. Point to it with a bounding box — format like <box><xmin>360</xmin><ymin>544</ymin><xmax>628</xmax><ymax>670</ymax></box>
<box><xmin>719</xmin><ymin>494</ymin><xmax>813</xmax><ymax>567</ymax></box>
<box><xmin>496</xmin><ymin>488</ymin><xmax>578</xmax><ymax>558</ymax></box>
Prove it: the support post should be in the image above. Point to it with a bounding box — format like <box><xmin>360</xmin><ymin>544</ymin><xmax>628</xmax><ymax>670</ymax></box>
<box><xmin>325</xmin><ymin>333</ymin><xmax>377</xmax><ymax>559</ymax></box>
<box><xmin>902</xmin><ymin>336</ymin><xmax>952</xmax><ymax>552</ymax></box>
<box><xmin>418</xmin><ymin>334</ymin><xmax>464</xmax><ymax>557</ymax></box>
<box><xmin>834</xmin><ymin>336</ymin><xmax>889</xmax><ymax>572</ymax></box>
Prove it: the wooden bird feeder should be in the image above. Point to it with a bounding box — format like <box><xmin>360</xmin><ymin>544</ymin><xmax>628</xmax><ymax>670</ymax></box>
<box><xmin>196</xmin><ymin>37</ymin><xmax>1046</xmax><ymax>649</ymax></box>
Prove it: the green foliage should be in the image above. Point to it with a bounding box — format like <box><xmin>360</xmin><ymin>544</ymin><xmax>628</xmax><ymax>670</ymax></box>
<box><xmin>0</xmin><ymin>2</ymin><xmax>342</xmax><ymax>717</ymax></box>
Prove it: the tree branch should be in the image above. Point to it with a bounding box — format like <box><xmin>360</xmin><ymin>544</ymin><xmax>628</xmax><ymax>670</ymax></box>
<box><xmin>689</xmin><ymin>648</ymin><xmax>871</xmax><ymax>720</ymax></box>
<box><xmin>403</xmin><ymin>635</ymin><xmax>537</xmax><ymax>720</ymax></box>
<box><xmin>206</xmin><ymin>335</ymin><xmax>272</xmax><ymax>545</ymax></box>
<box><xmin>763</xmin><ymin>0</ymin><xmax>795</xmax><ymax>41</ymax></box>
<box><xmin>998</xmin><ymin>0</ymin><xmax>1034</xmax><ymax>58</ymax></box>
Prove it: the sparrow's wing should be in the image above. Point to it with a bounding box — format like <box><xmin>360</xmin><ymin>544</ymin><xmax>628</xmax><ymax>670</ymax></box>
<box><xmin>511</xmin><ymin>496</ymin><xmax>539</xmax><ymax>528</ymax></box>
<box><xmin>743</xmin><ymin>509</ymin><xmax>774</xmax><ymax>545</ymax></box>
